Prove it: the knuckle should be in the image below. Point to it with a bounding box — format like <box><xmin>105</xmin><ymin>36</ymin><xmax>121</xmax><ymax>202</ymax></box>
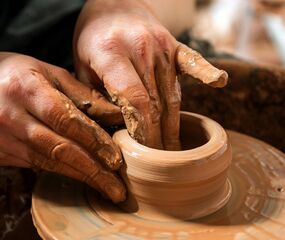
<box><xmin>50</xmin><ymin>142</ymin><xmax>72</xmax><ymax>163</ymax></box>
<box><xmin>154</xmin><ymin>29</ymin><xmax>173</xmax><ymax>49</ymax></box>
<box><xmin>53</xmin><ymin>111</ymin><xmax>78</xmax><ymax>134</ymax></box>
<box><xmin>128</xmin><ymin>89</ymin><xmax>150</xmax><ymax>109</ymax></box>
<box><xmin>21</xmin><ymin>70</ymin><xmax>43</xmax><ymax>97</ymax></box>
<box><xmin>98</xmin><ymin>32</ymin><xmax>121</xmax><ymax>53</ymax></box>
<box><xmin>148</xmin><ymin>97</ymin><xmax>162</xmax><ymax>125</ymax></box>
<box><xmin>44</xmin><ymin>96</ymin><xmax>79</xmax><ymax>135</ymax></box>
<box><xmin>26</xmin><ymin>125</ymin><xmax>41</xmax><ymax>143</ymax></box>
<box><xmin>134</xmin><ymin>28</ymin><xmax>151</xmax><ymax>42</ymax></box>
<box><xmin>83</xmin><ymin>168</ymin><xmax>101</xmax><ymax>186</ymax></box>
<box><xmin>0</xmin><ymin>106</ymin><xmax>20</xmax><ymax>130</ymax></box>
<box><xmin>4</xmin><ymin>75</ymin><xmax>22</xmax><ymax>99</ymax></box>
<box><xmin>167</xmin><ymin>95</ymin><xmax>181</xmax><ymax>110</ymax></box>
<box><xmin>54</xmin><ymin>67</ymin><xmax>69</xmax><ymax>78</ymax></box>
<box><xmin>151</xmin><ymin>108</ymin><xmax>161</xmax><ymax>125</ymax></box>
<box><xmin>4</xmin><ymin>69</ymin><xmax>43</xmax><ymax>100</ymax></box>
<box><xmin>153</xmin><ymin>99</ymin><xmax>163</xmax><ymax>115</ymax></box>
<box><xmin>133</xmin><ymin>31</ymin><xmax>151</xmax><ymax>59</ymax></box>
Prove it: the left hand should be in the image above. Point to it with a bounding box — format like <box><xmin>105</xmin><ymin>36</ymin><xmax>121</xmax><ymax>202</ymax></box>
<box><xmin>0</xmin><ymin>53</ymin><xmax>126</xmax><ymax>202</ymax></box>
<box><xmin>73</xmin><ymin>0</ymin><xmax>181</xmax><ymax>150</ymax></box>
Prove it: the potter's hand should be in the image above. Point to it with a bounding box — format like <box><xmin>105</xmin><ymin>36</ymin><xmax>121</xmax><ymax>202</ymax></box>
<box><xmin>74</xmin><ymin>0</ymin><xmax>181</xmax><ymax>150</ymax></box>
<box><xmin>0</xmin><ymin>53</ymin><xmax>125</xmax><ymax>203</ymax></box>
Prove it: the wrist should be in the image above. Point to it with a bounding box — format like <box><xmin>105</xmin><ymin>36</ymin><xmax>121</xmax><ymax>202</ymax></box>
<box><xmin>84</xmin><ymin>0</ymin><xmax>154</xmax><ymax>17</ymax></box>
<box><xmin>142</xmin><ymin>0</ymin><xmax>196</xmax><ymax>36</ymax></box>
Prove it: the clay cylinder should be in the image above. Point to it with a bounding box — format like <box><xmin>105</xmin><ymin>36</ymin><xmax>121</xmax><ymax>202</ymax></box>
<box><xmin>113</xmin><ymin>111</ymin><xmax>232</xmax><ymax>221</ymax></box>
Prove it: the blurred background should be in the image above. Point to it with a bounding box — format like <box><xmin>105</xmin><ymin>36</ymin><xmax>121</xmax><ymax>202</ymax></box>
<box><xmin>192</xmin><ymin>0</ymin><xmax>285</xmax><ymax>66</ymax></box>
<box><xmin>150</xmin><ymin>0</ymin><xmax>285</xmax><ymax>66</ymax></box>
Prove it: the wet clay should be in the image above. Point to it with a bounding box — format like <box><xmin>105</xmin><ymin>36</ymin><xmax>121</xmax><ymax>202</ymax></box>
<box><xmin>31</xmin><ymin>130</ymin><xmax>285</xmax><ymax>240</ymax></box>
<box><xmin>111</xmin><ymin>94</ymin><xmax>146</xmax><ymax>146</ymax></box>
<box><xmin>112</xmin><ymin>112</ymin><xmax>232</xmax><ymax>221</ymax></box>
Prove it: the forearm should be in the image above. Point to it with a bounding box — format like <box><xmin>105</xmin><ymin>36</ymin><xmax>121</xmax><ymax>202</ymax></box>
<box><xmin>83</xmin><ymin>0</ymin><xmax>153</xmax><ymax>18</ymax></box>
<box><xmin>143</xmin><ymin>0</ymin><xmax>196</xmax><ymax>36</ymax></box>
<box><xmin>83</xmin><ymin>0</ymin><xmax>196</xmax><ymax>36</ymax></box>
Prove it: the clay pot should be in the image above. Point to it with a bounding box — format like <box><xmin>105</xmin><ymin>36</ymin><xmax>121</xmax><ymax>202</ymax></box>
<box><xmin>113</xmin><ymin>111</ymin><xmax>232</xmax><ymax>221</ymax></box>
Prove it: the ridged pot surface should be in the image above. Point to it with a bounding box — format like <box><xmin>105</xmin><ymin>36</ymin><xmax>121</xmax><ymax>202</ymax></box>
<box><xmin>113</xmin><ymin>111</ymin><xmax>232</xmax><ymax>220</ymax></box>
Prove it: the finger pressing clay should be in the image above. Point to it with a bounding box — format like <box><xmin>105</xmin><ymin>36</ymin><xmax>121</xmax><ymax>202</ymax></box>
<box><xmin>110</xmin><ymin>94</ymin><xmax>146</xmax><ymax>146</ymax></box>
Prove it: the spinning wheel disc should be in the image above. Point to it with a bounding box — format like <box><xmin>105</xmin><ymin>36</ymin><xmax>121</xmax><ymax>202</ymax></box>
<box><xmin>32</xmin><ymin>131</ymin><xmax>285</xmax><ymax>240</ymax></box>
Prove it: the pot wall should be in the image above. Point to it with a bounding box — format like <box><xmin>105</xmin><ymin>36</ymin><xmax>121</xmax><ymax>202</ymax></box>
<box><xmin>113</xmin><ymin>111</ymin><xmax>232</xmax><ymax>220</ymax></box>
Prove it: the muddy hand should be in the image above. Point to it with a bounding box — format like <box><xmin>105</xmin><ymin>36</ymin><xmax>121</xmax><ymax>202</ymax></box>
<box><xmin>74</xmin><ymin>0</ymin><xmax>228</xmax><ymax>151</ymax></box>
<box><xmin>0</xmin><ymin>53</ymin><xmax>125</xmax><ymax>203</ymax></box>
<box><xmin>74</xmin><ymin>0</ymin><xmax>182</xmax><ymax>150</ymax></box>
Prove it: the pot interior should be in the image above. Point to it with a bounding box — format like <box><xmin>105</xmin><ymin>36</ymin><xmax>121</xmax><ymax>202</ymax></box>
<box><xmin>179</xmin><ymin>113</ymin><xmax>210</xmax><ymax>150</ymax></box>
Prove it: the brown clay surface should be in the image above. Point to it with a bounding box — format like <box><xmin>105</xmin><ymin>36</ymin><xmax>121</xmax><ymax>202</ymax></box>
<box><xmin>32</xmin><ymin>131</ymin><xmax>285</xmax><ymax>240</ymax></box>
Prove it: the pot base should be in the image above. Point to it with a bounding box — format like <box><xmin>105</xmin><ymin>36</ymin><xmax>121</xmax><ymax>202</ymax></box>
<box><xmin>117</xmin><ymin>179</ymin><xmax>232</xmax><ymax>221</ymax></box>
<box><xmin>31</xmin><ymin>131</ymin><xmax>285</xmax><ymax>240</ymax></box>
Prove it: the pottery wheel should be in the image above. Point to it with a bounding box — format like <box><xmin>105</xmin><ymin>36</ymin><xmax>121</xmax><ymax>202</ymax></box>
<box><xmin>32</xmin><ymin>131</ymin><xmax>285</xmax><ymax>240</ymax></box>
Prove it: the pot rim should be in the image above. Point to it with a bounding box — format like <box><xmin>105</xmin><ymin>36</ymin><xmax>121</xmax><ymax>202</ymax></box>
<box><xmin>113</xmin><ymin>111</ymin><xmax>228</xmax><ymax>166</ymax></box>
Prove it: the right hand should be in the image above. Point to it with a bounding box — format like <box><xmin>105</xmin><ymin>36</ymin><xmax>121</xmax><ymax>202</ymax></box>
<box><xmin>74</xmin><ymin>0</ymin><xmax>182</xmax><ymax>150</ymax></box>
<box><xmin>73</xmin><ymin>0</ymin><xmax>228</xmax><ymax>150</ymax></box>
<box><xmin>0</xmin><ymin>52</ymin><xmax>126</xmax><ymax>203</ymax></box>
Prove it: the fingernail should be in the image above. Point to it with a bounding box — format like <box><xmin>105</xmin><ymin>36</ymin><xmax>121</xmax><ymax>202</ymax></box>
<box><xmin>105</xmin><ymin>183</ymin><xmax>126</xmax><ymax>203</ymax></box>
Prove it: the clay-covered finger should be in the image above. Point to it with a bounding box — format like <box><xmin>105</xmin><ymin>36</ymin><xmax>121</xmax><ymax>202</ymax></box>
<box><xmin>91</xmin><ymin>56</ymin><xmax>163</xmax><ymax>149</ymax></box>
<box><xmin>128</xmin><ymin>47</ymin><xmax>163</xmax><ymax>149</ymax></box>
<box><xmin>21</xmin><ymin>71</ymin><xmax>122</xmax><ymax>170</ymax></box>
<box><xmin>139</xmin><ymin>69</ymin><xmax>163</xmax><ymax>148</ymax></box>
<box><xmin>21</xmin><ymin>116</ymin><xmax>126</xmax><ymax>203</ymax></box>
<box><xmin>44</xmin><ymin>63</ymin><xmax>124</xmax><ymax>126</ymax></box>
<box><xmin>175</xmin><ymin>43</ymin><xmax>228</xmax><ymax>88</ymax></box>
<box><xmin>155</xmin><ymin>51</ymin><xmax>181</xmax><ymax>150</ymax></box>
